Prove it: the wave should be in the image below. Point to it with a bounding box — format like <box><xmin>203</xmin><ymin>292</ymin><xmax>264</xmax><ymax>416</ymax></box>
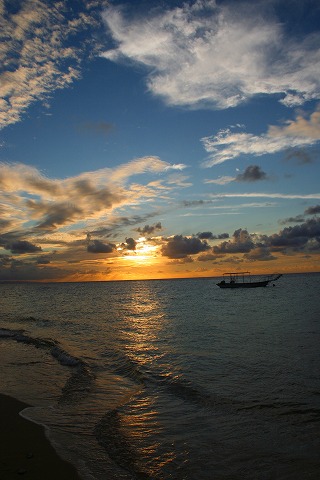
<box><xmin>238</xmin><ymin>401</ymin><xmax>320</xmax><ymax>424</ymax></box>
<box><xmin>102</xmin><ymin>350</ymin><xmax>148</xmax><ymax>386</ymax></box>
<box><xmin>103</xmin><ymin>350</ymin><xmax>320</xmax><ymax>423</ymax></box>
<box><xmin>103</xmin><ymin>349</ymin><xmax>243</xmax><ymax>413</ymax></box>
<box><xmin>94</xmin><ymin>409</ymin><xmax>150</xmax><ymax>480</ymax></box>
<box><xmin>0</xmin><ymin>327</ymin><xmax>95</xmax><ymax>404</ymax></box>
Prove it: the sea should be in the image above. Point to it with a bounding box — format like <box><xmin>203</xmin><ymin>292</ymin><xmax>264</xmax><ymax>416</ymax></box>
<box><xmin>0</xmin><ymin>273</ymin><xmax>319</xmax><ymax>480</ymax></box>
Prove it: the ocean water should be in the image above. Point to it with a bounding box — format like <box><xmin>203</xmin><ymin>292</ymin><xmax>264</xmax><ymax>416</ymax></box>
<box><xmin>0</xmin><ymin>273</ymin><xmax>320</xmax><ymax>480</ymax></box>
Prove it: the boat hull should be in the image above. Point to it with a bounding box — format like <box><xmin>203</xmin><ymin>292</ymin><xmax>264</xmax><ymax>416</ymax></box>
<box><xmin>217</xmin><ymin>280</ymin><xmax>269</xmax><ymax>288</ymax></box>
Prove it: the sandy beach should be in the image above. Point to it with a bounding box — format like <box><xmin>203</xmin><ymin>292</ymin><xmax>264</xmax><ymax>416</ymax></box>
<box><xmin>0</xmin><ymin>393</ymin><xmax>81</xmax><ymax>480</ymax></box>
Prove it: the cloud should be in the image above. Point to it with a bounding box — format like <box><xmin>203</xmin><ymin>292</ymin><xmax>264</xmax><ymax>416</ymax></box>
<box><xmin>208</xmin><ymin>218</ymin><xmax>320</xmax><ymax>258</ymax></box>
<box><xmin>0</xmin><ymin>157</ymin><xmax>182</xmax><ymax>237</ymax></box>
<box><xmin>165</xmin><ymin>164</ymin><xmax>187</xmax><ymax>171</ymax></box>
<box><xmin>279</xmin><ymin>204</ymin><xmax>320</xmax><ymax>224</ymax></box>
<box><xmin>87</xmin><ymin>239</ymin><xmax>115</xmax><ymax>254</ymax></box>
<box><xmin>181</xmin><ymin>200</ymin><xmax>215</xmax><ymax>207</ymax></box>
<box><xmin>0</xmin><ymin>156</ymin><xmax>195</xmax><ymax>279</ymax></box>
<box><xmin>284</xmin><ymin>149</ymin><xmax>314</xmax><ymax>165</ymax></box>
<box><xmin>124</xmin><ymin>237</ymin><xmax>137</xmax><ymax>250</ymax></box>
<box><xmin>201</xmin><ymin>108</ymin><xmax>320</xmax><ymax>166</ymax></box>
<box><xmin>279</xmin><ymin>215</ymin><xmax>305</xmax><ymax>225</ymax></box>
<box><xmin>161</xmin><ymin>235</ymin><xmax>210</xmax><ymax>259</ymax></box>
<box><xmin>204</xmin><ymin>176</ymin><xmax>236</xmax><ymax>185</ymax></box>
<box><xmin>244</xmin><ymin>247</ymin><xmax>276</xmax><ymax>262</ymax></box>
<box><xmin>0</xmin><ymin>218</ymin><xmax>12</xmax><ymax>229</ymax></box>
<box><xmin>197</xmin><ymin>253</ymin><xmax>221</xmax><ymax>262</ymax></box>
<box><xmin>0</xmin><ymin>0</ymin><xmax>106</xmax><ymax>129</ymax></box>
<box><xmin>213</xmin><ymin>228</ymin><xmax>254</xmax><ymax>254</ymax></box>
<box><xmin>0</xmin><ymin>255</ymin><xmax>74</xmax><ymax>282</ymax></box>
<box><xmin>136</xmin><ymin>222</ymin><xmax>162</xmax><ymax>236</ymax></box>
<box><xmin>235</xmin><ymin>165</ymin><xmax>268</xmax><ymax>182</ymax></box>
<box><xmin>205</xmin><ymin>165</ymin><xmax>269</xmax><ymax>184</ymax></box>
<box><xmin>101</xmin><ymin>1</ymin><xmax>320</xmax><ymax>110</ymax></box>
<box><xmin>269</xmin><ymin>109</ymin><xmax>320</xmax><ymax>139</ymax></box>
<box><xmin>77</xmin><ymin>121</ymin><xmax>115</xmax><ymax>136</ymax></box>
<box><xmin>36</xmin><ymin>256</ymin><xmax>51</xmax><ymax>265</ymax></box>
<box><xmin>107</xmin><ymin>156</ymin><xmax>187</xmax><ymax>182</ymax></box>
<box><xmin>165</xmin><ymin>172</ymin><xmax>193</xmax><ymax>188</ymax></box>
<box><xmin>32</xmin><ymin>202</ymin><xmax>85</xmax><ymax>231</ymax></box>
<box><xmin>209</xmin><ymin>192</ymin><xmax>320</xmax><ymax>200</ymax></box>
<box><xmin>269</xmin><ymin>217</ymin><xmax>320</xmax><ymax>249</ymax></box>
<box><xmin>89</xmin><ymin>212</ymin><xmax>163</xmax><ymax>239</ymax></box>
<box><xmin>3</xmin><ymin>240</ymin><xmax>42</xmax><ymax>254</ymax></box>
<box><xmin>305</xmin><ymin>205</ymin><xmax>320</xmax><ymax>215</ymax></box>
<box><xmin>197</xmin><ymin>232</ymin><xmax>229</xmax><ymax>240</ymax></box>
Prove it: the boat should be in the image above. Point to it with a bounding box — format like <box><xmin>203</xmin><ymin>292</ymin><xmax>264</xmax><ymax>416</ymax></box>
<box><xmin>216</xmin><ymin>272</ymin><xmax>282</xmax><ymax>289</ymax></box>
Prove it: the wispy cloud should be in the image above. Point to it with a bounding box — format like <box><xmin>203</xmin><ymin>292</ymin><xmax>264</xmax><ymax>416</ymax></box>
<box><xmin>77</xmin><ymin>121</ymin><xmax>115</xmax><ymax>136</ymax></box>
<box><xmin>205</xmin><ymin>165</ymin><xmax>269</xmax><ymax>184</ymax></box>
<box><xmin>0</xmin><ymin>0</ymin><xmax>106</xmax><ymax>129</ymax></box>
<box><xmin>210</xmin><ymin>192</ymin><xmax>320</xmax><ymax>200</ymax></box>
<box><xmin>0</xmin><ymin>157</ymin><xmax>185</xmax><ymax>241</ymax></box>
<box><xmin>201</xmin><ymin>108</ymin><xmax>320</xmax><ymax>167</ymax></box>
<box><xmin>205</xmin><ymin>176</ymin><xmax>236</xmax><ymax>185</ymax></box>
<box><xmin>101</xmin><ymin>1</ymin><xmax>320</xmax><ymax>109</ymax></box>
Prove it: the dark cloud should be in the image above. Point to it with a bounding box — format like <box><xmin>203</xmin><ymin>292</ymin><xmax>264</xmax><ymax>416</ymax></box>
<box><xmin>197</xmin><ymin>253</ymin><xmax>221</xmax><ymax>262</ymax></box>
<box><xmin>90</xmin><ymin>212</ymin><xmax>161</xmax><ymax>238</ymax></box>
<box><xmin>25</xmin><ymin>181</ymin><xmax>122</xmax><ymax>232</ymax></box>
<box><xmin>279</xmin><ymin>205</ymin><xmax>320</xmax><ymax>225</ymax></box>
<box><xmin>28</xmin><ymin>201</ymin><xmax>83</xmax><ymax>231</ymax></box>
<box><xmin>72</xmin><ymin>180</ymin><xmax>116</xmax><ymax>207</ymax></box>
<box><xmin>4</xmin><ymin>240</ymin><xmax>42</xmax><ymax>254</ymax></box>
<box><xmin>210</xmin><ymin>218</ymin><xmax>320</xmax><ymax>258</ymax></box>
<box><xmin>197</xmin><ymin>231</ymin><xmax>229</xmax><ymax>240</ymax></box>
<box><xmin>279</xmin><ymin>215</ymin><xmax>305</xmax><ymax>225</ymax></box>
<box><xmin>161</xmin><ymin>235</ymin><xmax>210</xmax><ymax>259</ymax></box>
<box><xmin>182</xmin><ymin>200</ymin><xmax>215</xmax><ymax>207</ymax></box>
<box><xmin>87</xmin><ymin>239</ymin><xmax>115</xmax><ymax>254</ymax></box>
<box><xmin>269</xmin><ymin>217</ymin><xmax>320</xmax><ymax>248</ymax></box>
<box><xmin>136</xmin><ymin>222</ymin><xmax>162</xmax><ymax>235</ymax></box>
<box><xmin>0</xmin><ymin>219</ymin><xmax>13</xmax><ymax>229</ymax></box>
<box><xmin>77</xmin><ymin>121</ymin><xmax>115</xmax><ymax>136</ymax></box>
<box><xmin>244</xmin><ymin>247</ymin><xmax>276</xmax><ymax>262</ymax></box>
<box><xmin>125</xmin><ymin>238</ymin><xmax>137</xmax><ymax>250</ymax></box>
<box><xmin>213</xmin><ymin>228</ymin><xmax>254</xmax><ymax>254</ymax></box>
<box><xmin>25</xmin><ymin>176</ymin><xmax>59</xmax><ymax>195</ymax></box>
<box><xmin>168</xmin><ymin>256</ymin><xmax>194</xmax><ymax>264</ymax></box>
<box><xmin>0</xmin><ymin>257</ymin><xmax>73</xmax><ymax>282</ymax></box>
<box><xmin>235</xmin><ymin>165</ymin><xmax>268</xmax><ymax>182</ymax></box>
<box><xmin>305</xmin><ymin>205</ymin><xmax>320</xmax><ymax>215</ymax></box>
<box><xmin>0</xmin><ymin>255</ymin><xmax>12</xmax><ymax>267</ymax></box>
<box><xmin>285</xmin><ymin>149</ymin><xmax>314</xmax><ymax>164</ymax></box>
<box><xmin>36</xmin><ymin>257</ymin><xmax>51</xmax><ymax>264</ymax></box>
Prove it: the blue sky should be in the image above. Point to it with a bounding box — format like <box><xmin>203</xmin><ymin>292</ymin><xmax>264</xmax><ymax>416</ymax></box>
<box><xmin>1</xmin><ymin>0</ymin><xmax>320</xmax><ymax>281</ymax></box>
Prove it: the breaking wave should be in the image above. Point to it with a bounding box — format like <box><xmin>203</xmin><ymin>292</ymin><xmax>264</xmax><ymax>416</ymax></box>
<box><xmin>0</xmin><ymin>327</ymin><xmax>95</xmax><ymax>403</ymax></box>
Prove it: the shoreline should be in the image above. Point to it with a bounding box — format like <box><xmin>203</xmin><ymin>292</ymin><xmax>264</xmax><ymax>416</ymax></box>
<box><xmin>0</xmin><ymin>393</ymin><xmax>82</xmax><ymax>479</ymax></box>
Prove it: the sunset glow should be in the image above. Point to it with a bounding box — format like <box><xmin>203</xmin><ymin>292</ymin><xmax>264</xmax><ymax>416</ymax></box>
<box><xmin>1</xmin><ymin>0</ymin><xmax>320</xmax><ymax>282</ymax></box>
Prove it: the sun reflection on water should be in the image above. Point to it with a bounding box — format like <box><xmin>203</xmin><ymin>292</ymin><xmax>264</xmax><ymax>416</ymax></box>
<box><xmin>113</xmin><ymin>282</ymin><xmax>180</xmax><ymax>476</ymax></box>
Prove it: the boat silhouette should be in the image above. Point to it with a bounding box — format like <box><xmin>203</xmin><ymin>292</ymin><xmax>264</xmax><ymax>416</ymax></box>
<box><xmin>216</xmin><ymin>272</ymin><xmax>282</xmax><ymax>288</ymax></box>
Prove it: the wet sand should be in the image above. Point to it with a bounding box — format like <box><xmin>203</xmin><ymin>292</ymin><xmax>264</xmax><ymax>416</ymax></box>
<box><xmin>0</xmin><ymin>393</ymin><xmax>81</xmax><ymax>479</ymax></box>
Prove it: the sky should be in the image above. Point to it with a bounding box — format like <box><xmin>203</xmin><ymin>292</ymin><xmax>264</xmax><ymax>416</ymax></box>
<box><xmin>0</xmin><ymin>0</ymin><xmax>320</xmax><ymax>282</ymax></box>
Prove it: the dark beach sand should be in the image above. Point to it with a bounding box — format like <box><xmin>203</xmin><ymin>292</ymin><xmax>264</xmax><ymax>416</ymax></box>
<box><xmin>0</xmin><ymin>393</ymin><xmax>81</xmax><ymax>479</ymax></box>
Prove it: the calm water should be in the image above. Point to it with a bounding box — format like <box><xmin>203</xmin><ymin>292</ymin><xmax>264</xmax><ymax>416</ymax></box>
<box><xmin>0</xmin><ymin>274</ymin><xmax>320</xmax><ymax>479</ymax></box>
